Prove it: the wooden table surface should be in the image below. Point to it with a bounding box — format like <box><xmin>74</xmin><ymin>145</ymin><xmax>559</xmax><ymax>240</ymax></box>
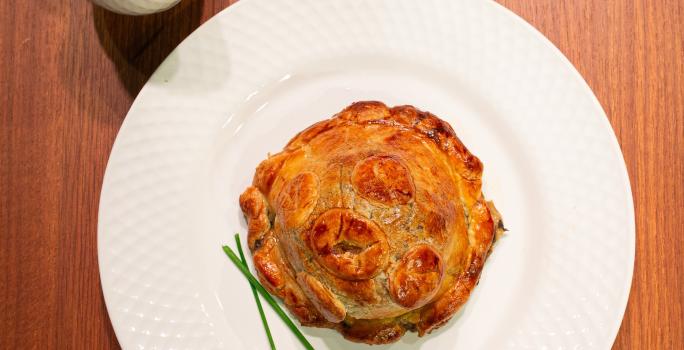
<box><xmin>1</xmin><ymin>0</ymin><xmax>682</xmax><ymax>348</ymax></box>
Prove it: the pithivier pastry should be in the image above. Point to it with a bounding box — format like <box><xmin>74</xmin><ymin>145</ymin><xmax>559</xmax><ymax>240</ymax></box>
<box><xmin>240</xmin><ymin>101</ymin><xmax>504</xmax><ymax>344</ymax></box>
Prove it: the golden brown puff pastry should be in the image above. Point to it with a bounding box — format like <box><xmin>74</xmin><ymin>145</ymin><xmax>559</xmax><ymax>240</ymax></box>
<box><xmin>239</xmin><ymin>101</ymin><xmax>504</xmax><ymax>344</ymax></box>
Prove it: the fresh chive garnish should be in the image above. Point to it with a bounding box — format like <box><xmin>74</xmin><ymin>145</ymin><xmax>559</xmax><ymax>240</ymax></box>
<box><xmin>234</xmin><ymin>234</ymin><xmax>276</xmax><ymax>350</ymax></box>
<box><xmin>222</xmin><ymin>245</ymin><xmax>315</xmax><ymax>350</ymax></box>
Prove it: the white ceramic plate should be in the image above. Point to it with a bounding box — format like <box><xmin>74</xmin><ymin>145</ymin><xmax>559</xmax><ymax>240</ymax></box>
<box><xmin>98</xmin><ymin>1</ymin><xmax>635</xmax><ymax>349</ymax></box>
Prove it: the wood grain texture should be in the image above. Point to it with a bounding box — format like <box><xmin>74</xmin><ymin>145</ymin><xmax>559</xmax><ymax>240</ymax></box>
<box><xmin>0</xmin><ymin>0</ymin><xmax>681</xmax><ymax>349</ymax></box>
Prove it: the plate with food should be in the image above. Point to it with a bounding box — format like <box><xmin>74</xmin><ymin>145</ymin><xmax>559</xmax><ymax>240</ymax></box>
<box><xmin>98</xmin><ymin>0</ymin><xmax>635</xmax><ymax>349</ymax></box>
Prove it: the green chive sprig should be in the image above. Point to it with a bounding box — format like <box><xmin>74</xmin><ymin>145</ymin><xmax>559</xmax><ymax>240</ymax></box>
<box><xmin>222</xmin><ymin>243</ymin><xmax>314</xmax><ymax>350</ymax></box>
<box><xmin>234</xmin><ymin>234</ymin><xmax>276</xmax><ymax>350</ymax></box>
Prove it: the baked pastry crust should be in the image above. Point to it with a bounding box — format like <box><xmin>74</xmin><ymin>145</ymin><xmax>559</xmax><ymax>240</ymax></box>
<box><xmin>239</xmin><ymin>101</ymin><xmax>504</xmax><ymax>344</ymax></box>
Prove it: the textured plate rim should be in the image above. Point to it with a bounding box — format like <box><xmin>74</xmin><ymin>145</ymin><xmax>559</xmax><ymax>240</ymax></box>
<box><xmin>97</xmin><ymin>1</ymin><xmax>636</xmax><ymax>349</ymax></box>
<box><xmin>486</xmin><ymin>2</ymin><xmax>635</xmax><ymax>346</ymax></box>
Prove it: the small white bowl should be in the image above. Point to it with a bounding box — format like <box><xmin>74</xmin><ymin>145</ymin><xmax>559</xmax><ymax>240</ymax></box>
<box><xmin>91</xmin><ymin>0</ymin><xmax>181</xmax><ymax>15</ymax></box>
